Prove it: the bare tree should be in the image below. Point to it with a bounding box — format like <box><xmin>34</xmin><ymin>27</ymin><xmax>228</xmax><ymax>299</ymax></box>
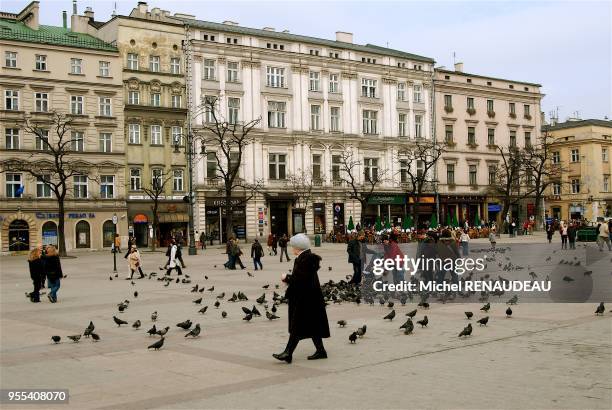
<box><xmin>0</xmin><ymin>112</ymin><xmax>95</xmax><ymax>256</ymax></box>
<box><xmin>285</xmin><ymin>169</ymin><xmax>316</xmax><ymax>233</ymax></box>
<box><xmin>193</xmin><ymin>97</ymin><xmax>263</xmax><ymax>241</ymax></box>
<box><xmin>396</xmin><ymin>140</ymin><xmax>446</xmax><ymax>227</ymax></box>
<box><xmin>336</xmin><ymin>147</ymin><xmax>388</xmax><ymax>222</ymax></box>
<box><xmin>142</xmin><ymin>172</ymin><xmax>174</xmax><ymax>251</ymax></box>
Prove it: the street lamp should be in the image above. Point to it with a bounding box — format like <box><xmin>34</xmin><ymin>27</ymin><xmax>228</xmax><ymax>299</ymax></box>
<box><xmin>112</xmin><ymin>213</ymin><xmax>118</xmax><ymax>273</ymax></box>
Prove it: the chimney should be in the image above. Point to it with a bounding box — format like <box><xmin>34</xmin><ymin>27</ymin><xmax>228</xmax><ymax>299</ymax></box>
<box><xmin>20</xmin><ymin>1</ymin><xmax>40</xmax><ymax>30</ymax></box>
<box><xmin>72</xmin><ymin>0</ymin><xmax>77</xmax><ymax>15</ymax></box>
<box><xmin>62</xmin><ymin>11</ymin><xmax>67</xmax><ymax>28</ymax></box>
<box><xmin>138</xmin><ymin>2</ymin><xmax>148</xmax><ymax>14</ymax></box>
<box><xmin>84</xmin><ymin>6</ymin><xmax>94</xmax><ymax>20</ymax></box>
<box><xmin>454</xmin><ymin>62</ymin><xmax>464</xmax><ymax>72</ymax></box>
<box><xmin>336</xmin><ymin>31</ymin><xmax>353</xmax><ymax>43</ymax></box>
<box><xmin>262</xmin><ymin>27</ymin><xmax>275</xmax><ymax>31</ymax></box>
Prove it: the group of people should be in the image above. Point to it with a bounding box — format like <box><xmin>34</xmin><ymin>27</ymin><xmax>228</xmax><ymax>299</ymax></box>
<box><xmin>221</xmin><ymin>233</ymin><xmax>293</xmax><ymax>271</ymax></box>
<box><xmin>266</xmin><ymin>233</ymin><xmax>291</xmax><ymax>262</ymax></box>
<box><xmin>27</xmin><ymin>245</ymin><xmax>63</xmax><ymax>303</ymax></box>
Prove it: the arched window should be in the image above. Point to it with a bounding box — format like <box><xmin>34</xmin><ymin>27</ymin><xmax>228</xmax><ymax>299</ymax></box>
<box><xmin>41</xmin><ymin>221</ymin><xmax>58</xmax><ymax>247</ymax></box>
<box><xmin>75</xmin><ymin>220</ymin><xmax>91</xmax><ymax>248</ymax></box>
<box><xmin>102</xmin><ymin>220</ymin><xmax>115</xmax><ymax>247</ymax></box>
<box><xmin>9</xmin><ymin>219</ymin><xmax>29</xmax><ymax>251</ymax></box>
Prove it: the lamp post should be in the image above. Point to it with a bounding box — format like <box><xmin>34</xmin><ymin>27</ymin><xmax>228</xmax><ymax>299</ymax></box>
<box><xmin>112</xmin><ymin>213</ymin><xmax>117</xmax><ymax>273</ymax></box>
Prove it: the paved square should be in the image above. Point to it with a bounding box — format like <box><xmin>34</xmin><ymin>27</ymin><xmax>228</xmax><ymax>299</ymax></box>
<box><xmin>1</xmin><ymin>234</ymin><xmax>611</xmax><ymax>409</ymax></box>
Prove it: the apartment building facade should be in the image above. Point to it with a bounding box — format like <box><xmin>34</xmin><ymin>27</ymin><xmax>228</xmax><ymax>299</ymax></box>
<box><xmin>0</xmin><ymin>1</ymin><xmax>127</xmax><ymax>253</ymax></box>
<box><xmin>544</xmin><ymin>119</ymin><xmax>612</xmax><ymax>221</ymax></box>
<box><xmin>180</xmin><ymin>17</ymin><xmax>435</xmax><ymax>241</ymax></box>
<box><xmin>434</xmin><ymin>64</ymin><xmax>544</xmax><ymax>226</ymax></box>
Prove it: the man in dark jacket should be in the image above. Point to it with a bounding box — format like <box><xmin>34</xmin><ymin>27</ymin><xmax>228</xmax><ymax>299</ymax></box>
<box><xmin>273</xmin><ymin>234</ymin><xmax>330</xmax><ymax>363</ymax></box>
<box><xmin>278</xmin><ymin>234</ymin><xmax>290</xmax><ymax>262</ymax></box>
<box><xmin>251</xmin><ymin>239</ymin><xmax>264</xmax><ymax>270</ymax></box>
<box><xmin>567</xmin><ymin>223</ymin><xmax>577</xmax><ymax>250</ymax></box>
<box><xmin>346</xmin><ymin>233</ymin><xmax>362</xmax><ymax>284</ymax></box>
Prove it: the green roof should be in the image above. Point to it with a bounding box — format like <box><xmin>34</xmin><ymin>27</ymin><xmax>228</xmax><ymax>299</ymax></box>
<box><xmin>0</xmin><ymin>18</ymin><xmax>117</xmax><ymax>52</ymax></box>
<box><xmin>178</xmin><ymin>18</ymin><xmax>435</xmax><ymax>63</ymax></box>
<box><xmin>543</xmin><ymin>119</ymin><xmax>612</xmax><ymax>131</ymax></box>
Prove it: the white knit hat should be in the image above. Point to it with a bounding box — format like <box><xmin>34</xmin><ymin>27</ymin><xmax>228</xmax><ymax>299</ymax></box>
<box><xmin>289</xmin><ymin>233</ymin><xmax>310</xmax><ymax>250</ymax></box>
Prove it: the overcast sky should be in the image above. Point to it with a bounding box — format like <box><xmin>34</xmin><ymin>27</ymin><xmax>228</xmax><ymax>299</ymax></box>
<box><xmin>4</xmin><ymin>0</ymin><xmax>611</xmax><ymax>121</ymax></box>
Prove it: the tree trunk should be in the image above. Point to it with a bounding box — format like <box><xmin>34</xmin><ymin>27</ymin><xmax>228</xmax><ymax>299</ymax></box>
<box><xmin>359</xmin><ymin>198</ymin><xmax>367</xmax><ymax>224</ymax></box>
<box><xmin>151</xmin><ymin>201</ymin><xmax>158</xmax><ymax>252</ymax></box>
<box><xmin>499</xmin><ymin>200</ymin><xmax>511</xmax><ymax>234</ymax></box>
<box><xmin>224</xmin><ymin>187</ymin><xmax>234</xmax><ymax>242</ymax></box>
<box><xmin>57</xmin><ymin>196</ymin><xmax>67</xmax><ymax>257</ymax></box>
<box><xmin>533</xmin><ymin>190</ymin><xmax>543</xmax><ymax>231</ymax></box>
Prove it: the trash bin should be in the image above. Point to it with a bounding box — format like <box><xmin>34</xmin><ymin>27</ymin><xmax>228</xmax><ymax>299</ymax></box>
<box><xmin>314</xmin><ymin>235</ymin><xmax>321</xmax><ymax>247</ymax></box>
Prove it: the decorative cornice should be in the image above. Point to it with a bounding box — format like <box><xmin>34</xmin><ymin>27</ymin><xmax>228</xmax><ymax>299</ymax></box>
<box><xmin>241</xmin><ymin>60</ymin><xmax>261</xmax><ymax>68</ymax></box>
<box><xmin>341</xmin><ymin>71</ymin><xmax>357</xmax><ymax>79</ymax></box>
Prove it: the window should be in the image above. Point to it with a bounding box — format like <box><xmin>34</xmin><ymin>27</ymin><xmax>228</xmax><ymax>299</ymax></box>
<box><xmin>413</xmin><ymin>84</ymin><xmax>422</xmax><ymax>103</ymax></box>
<box><xmin>5</xmin><ymin>128</ymin><xmax>19</xmax><ymax>149</ymax></box>
<box><xmin>414</xmin><ymin>115</ymin><xmax>423</xmax><ymax>138</ymax></box>
<box><xmin>552</xmin><ymin>182</ymin><xmax>561</xmax><ymax>196</ymax></box>
<box><xmin>445</xmin><ymin>124</ymin><xmax>453</xmax><ymax>143</ymax></box>
<box><xmin>309</xmin><ymin>71</ymin><xmax>320</xmax><ymax>92</ymax></box>
<box><xmin>552</xmin><ymin>151</ymin><xmax>560</xmax><ymax>164</ymax></box>
<box><xmin>332</xmin><ymin>155</ymin><xmax>341</xmax><ymax>181</ymax></box>
<box><xmin>397</xmin><ymin>83</ymin><xmax>406</xmax><ymax>101</ymax></box>
<box><xmin>269</xmin><ymin>154</ymin><xmax>286</xmax><ymax>180</ymax></box>
<box><xmin>571</xmin><ymin>149</ymin><xmax>580</xmax><ymax>162</ymax></box>
<box><xmin>149</xmin><ymin>56</ymin><xmax>160</xmax><ymax>72</ymax></box>
<box><xmin>70</xmin><ymin>58</ymin><xmax>82</xmax><ymax>74</ymax></box>
<box><xmin>171</xmin><ymin>126</ymin><xmax>182</xmax><ymax>146</ymax></box>
<box><xmin>400</xmin><ymin>160</ymin><xmax>408</xmax><ymax>183</ymax></box>
<box><xmin>70</xmin><ymin>95</ymin><xmax>83</xmax><ymax>114</ymax></box>
<box><xmin>171</xmin><ymin>95</ymin><xmax>181</xmax><ymax>108</ymax></box>
<box><xmin>152</xmin><ymin>168</ymin><xmax>164</xmax><ymax>189</ymax></box>
<box><xmin>228</xmin><ymin>98</ymin><xmax>240</xmax><ymax>124</ymax></box>
<box><xmin>467</xmin><ymin>97</ymin><xmax>475</xmax><ymax>109</ymax></box>
<box><xmin>361</xmin><ymin>78</ymin><xmax>377</xmax><ymax>97</ymax></box>
<box><xmin>398</xmin><ymin>113</ymin><xmax>407</xmax><ymax>137</ymax></box>
<box><xmin>266</xmin><ymin>66</ymin><xmax>285</xmax><ymax>88</ymax></box>
<box><xmin>151</xmin><ymin>93</ymin><xmax>161</xmax><ymax>107</ymax></box>
<box><xmin>447</xmin><ymin>164</ymin><xmax>455</xmax><ymax>185</ymax></box>
<box><xmin>524</xmin><ymin>132</ymin><xmax>531</xmax><ymax>147</ymax></box>
<box><xmin>35</xmin><ymin>54</ymin><xmax>47</xmax><ymax>71</ymax></box>
<box><xmin>150</xmin><ymin>125</ymin><xmax>162</xmax><ymax>145</ymax></box>
<box><xmin>488</xmin><ymin>165</ymin><xmax>497</xmax><ymax>185</ymax></box>
<box><xmin>99</xmin><ymin>97</ymin><xmax>112</xmax><ymax>116</ymax></box>
<box><xmin>128</xmin><ymin>91</ymin><xmax>139</xmax><ymax>105</ymax></box>
<box><xmin>203</xmin><ymin>59</ymin><xmax>216</xmax><ymax>80</ymax></box>
<box><xmin>203</xmin><ymin>96</ymin><xmax>216</xmax><ymax>123</ymax></box>
<box><xmin>602</xmin><ymin>148</ymin><xmax>608</xmax><ymax>162</ymax></box>
<box><xmin>5</xmin><ymin>90</ymin><xmax>19</xmax><ymax>110</ymax></box>
<box><xmin>71</xmin><ymin>131</ymin><xmax>84</xmax><ymax>152</ymax></box>
<box><xmin>603</xmin><ymin>175</ymin><xmax>609</xmax><ymax>192</ymax></box>
<box><xmin>329</xmin><ymin>73</ymin><xmax>339</xmax><ymax>93</ymax></box>
<box><xmin>99</xmin><ymin>61</ymin><xmax>110</xmax><ymax>77</ymax></box>
<box><xmin>487</xmin><ymin>128</ymin><xmax>495</xmax><ymax>145</ymax></box>
<box><xmin>35</xmin><ymin>130</ymin><xmax>49</xmax><ymax>150</ymax></box>
<box><xmin>130</xmin><ymin>168</ymin><xmax>141</xmax><ymax>190</ymax></box>
<box><xmin>330</xmin><ymin>107</ymin><xmax>340</xmax><ymax>132</ymax></box>
<box><xmin>444</xmin><ymin>94</ymin><xmax>452</xmax><ymax>109</ymax></box>
<box><xmin>36</xmin><ymin>175</ymin><xmax>51</xmax><ymax>198</ymax></box>
<box><xmin>100</xmin><ymin>175</ymin><xmax>114</xmax><ymax>199</ymax></box>
<box><xmin>312</xmin><ymin>154</ymin><xmax>321</xmax><ymax>180</ymax></box>
<box><xmin>6</xmin><ymin>173</ymin><xmax>22</xmax><ymax>198</ymax></box>
<box><xmin>173</xmin><ymin>169</ymin><xmax>184</xmax><ymax>191</ymax></box>
<box><xmin>170</xmin><ymin>57</ymin><xmax>181</xmax><ymax>74</ymax></box>
<box><xmin>509</xmin><ymin>102</ymin><xmax>516</xmax><ymax>115</ymax></box>
<box><xmin>416</xmin><ymin>160</ymin><xmax>425</xmax><ymax>177</ymax></box>
<box><xmin>571</xmin><ymin>178</ymin><xmax>580</xmax><ymax>194</ymax></box>
<box><xmin>469</xmin><ymin>165</ymin><xmax>477</xmax><ymax>185</ymax></box>
<box><xmin>510</xmin><ymin>130</ymin><xmax>517</xmax><ymax>147</ymax></box>
<box><xmin>35</xmin><ymin>92</ymin><xmax>48</xmax><ymax>112</ymax></box>
<box><xmin>99</xmin><ymin>133</ymin><xmax>112</xmax><ymax>152</ymax></box>
<box><xmin>128</xmin><ymin>124</ymin><xmax>141</xmax><ymax>144</ymax></box>
<box><xmin>310</xmin><ymin>105</ymin><xmax>321</xmax><ymax>130</ymax></box>
<box><xmin>364</xmin><ymin>158</ymin><xmax>379</xmax><ymax>182</ymax></box>
<box><xmin>206</xmin><ymin>152</ymin><xmax>217</xmax><ymax>179</ymax></box>
<box><xmin>309</xmin><ymin>49</ymin><xmax>320</xmax><ymax>56</ymax></box>
<box><xmin>227</xmin><ymin>61</ymin><xmax>239</xmax><ymax>82</ymax></box>
<box><xmin>127</xmin><ymin>53</ymin><xmax>138</xmax><ymax>70</ymax></box>
<box><xmin>268</xmin><ymin>101</ymin><xmax>286</xmax><ymax>128</ymax></box>
<box><xmin>363</xmin><ymin>110</ymin><xmax>377</xmax><ymax>134</ymax></box>
<box><xmin>487</xmin><ymin>99</ymin><xmax>494</xmax><ymax>112</ymax></box>
<box><xmin>5</xmin><ymin>51</ymin><xmax>17</xmax><ymax>68</ymax></box>
<box><xmin>467</xmin><ymin>127</ymin><xmax>476</xmax><ymax>145</ymax></box>
<box><xmin>524</xmin><ymin>104</ymin><xmax>531</xmax><ymax>116</ymax></box>
<box><xmin>74</xmin><ymin>175</ymin><xmax>88</xmax><ymax>198</ymax></box>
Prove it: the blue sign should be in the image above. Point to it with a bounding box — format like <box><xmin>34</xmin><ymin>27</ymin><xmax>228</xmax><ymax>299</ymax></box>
<box><xmin>488</xmin><ymin>204</ymin><xmax>502</xmax><ymax>212</ymax></box>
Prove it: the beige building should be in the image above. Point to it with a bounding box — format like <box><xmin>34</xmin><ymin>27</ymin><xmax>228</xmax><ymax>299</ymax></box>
<box><xmin>544</xmin><ymin>119</ymin><xmax>612</xmax><ymax>221</ymax></box>
<box><xmin>0</xmin><ymin>1</ymin><xmax>127</xmax><ymax>253</ymax></box>
<box><xmin>434</xmin><ymin>63</ymin><xmax>544</xmax><ymax>226</ymax></box>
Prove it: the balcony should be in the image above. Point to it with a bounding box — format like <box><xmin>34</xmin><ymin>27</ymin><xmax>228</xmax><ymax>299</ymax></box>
<box><xmin>487</xmin><ymin>110</ymin><xmax>496</xmax><ymax>119</ymax></box>
<box><xmin>444</xmin><ymin>105</ymin><xmax>454</xmax><ymax>114</ymax></box>
<box><xmin>466</xmin><ymin>108</ymin><xmax>476</xmax><ymax>116</ymax></box>
<box><xmin>205</xmin><ymin>178</ymin><xmax>219</xmax><ymax>187</ymax></box>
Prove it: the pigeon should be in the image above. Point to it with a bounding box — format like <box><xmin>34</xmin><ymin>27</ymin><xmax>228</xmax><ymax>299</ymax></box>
<box><xmin>109</xmin><ymin>276</ymin><xmax>113</xmax><ymax>280</ymax></box>
<box><xmin>221</xmin><ymin>311</ymin><xmax>227</xmax><ymax>318</ymax></box>
<box><xmin>403</xmin><ymin>318</ymin><xmax>414</xmax><ymax>335</ymax></box>
<box><xmin>132</xmin><ymin>320</ymin><xmax>141</xmax><ymax>329</ymax></box>
<box><xmin>164</xmin><ymin>281</ymin><xmax>170</xmax><ymax>287</ymax></box>
<box><xmin>271</xmin><ymin>305</ymin><xmax>277</xmax><ymax>314</ymax></box>
<box><xmin>176</xmin><ymin>320</ymin><xmax>192</xmax><ymax>330</ymax></box>
<box><xmin>214</xmin><ymin>300</ymin><xmax>220</xmax><ymax>309</ymax></box>
<box><xmin>507</xmin><ymin>295</ymin><xmax>518</xmax><ymax>305</ymax></box>
<box><xmin>243</xmin><ymin>313</ymin><xmax>253</xmax><ymax>322</ymax></box>
<box><xmin>199</xmin><ymin>287</ymin><xmax>206</xmax><ymax>293</ymax></box>
<box><xmin>175</xmin><ymin>278</ymin><xmax>179</xmax><ymax>283</ymax></box>
<box><xmin>193</xmin><ymin>298</ymin><xmax>202</xmax><ymax>304</ymax></box>
<box><xmin>356</xmin><ymin>325</ymin><xmax>367</xmax><ymax>338</ymax></box>
<box><xmin>151</xmin><ymin>311</ymin><xmax>158</xmax><ymax>322</ymax></box>
<box><xmin>349</xmin><ymin>332</ymin><xmax>358</xmax><ymax>343</ymax></box>
<box><xmin>247</xmin><ymin>271</ymin><xmax>254</xmax><ymax>277</ymax></box>
<box><xmin>337</xmin><ymin>320</ymin><xmax>347</xmax><ymax>328</ymax></box>
<box><xmin>157</xmin><ymin>326</ymin><xmax>170</xmax><ymax>336</ymax></box>
<box><xmin>134</xmin><ymin>291</ymin><xmax>138</xmax><ymax>298</ymax></box>
<box><xmin>480</xmin><ymin>303</ymin><xmax>490</xmax><ymax>312</ymax></box>
<box><xmin>256</xmin><ymin>294</ymin><xmax>267</xmax><ymax>304</ymax></box>
<box><xmin>198</xmin><ymin>306</ymin><xmax>208</xmax><ymax>314</ymax></box>
<box><xmin>328</xmin><ymin>266</ymin><xmax>332</xmax><ymax>271</ymax></box>
<box><xmin>406</xmin><ymin>309</ymin><xmax>417</xmax><ymax>318</ymax></box>
<box><xmin>208</xmin><ymin>286</ymin><xmax>215</xmax><ymax>292</ymax></box>
<box><xmin>147</xmin><ymin>324</ymin><xmax>157</xmax><ymax>336</ymax></box>
<box><xmin>83</xmin><ymin>321</ymin><xmax>95</xmax><ymax>337</ymax></box>
<box><xmin>477</xmin><ymin>316</ymin><xmax>489</xmax><ymax>326</ymax></box>
<box><xmin>417</xmin><ymin>316</ymin><xmax>428</xmax><ymax>328</ymax></box>
<box><xmin>465</xmin><ymin>311</ymin><xmax>473</xmax><ymax>320</ymax></box>
<box><xmin>185</xmin><ymin>324</ymin><xmax>201</xmax><ymax>338</ymax></box>
<box><xmin>216</xmin><ymin>292</ymin><xmax>225</xmax><ymax>299</ymax></box>
<box><xmin>118</xmin><ymin>304</ymin><xmax>126</xmax><ymax>312</ymax></box>
<box><xmin>191</xmin><ymin>284</ymin><xmax>199</xmax><ymax>292</ymax></box>
<box><xmin>584</xmin><ymin>270</ymin><xmax>593</xmax><ymax>276</ymax></box>
<box><xmin>387</xmin><ymin>301</ymin><xmax>394</xmax><ymax>308</ymax></box>
<box><xmin>241</xmin><ymin>307</ymin><xmax>252</xmax><ymax>315</ymax></box>
<box><xmin>51</xmin><ymin>336</ymin><xmax>61</xmax><ymax>344</ymax></box>
<box><xmin>148</xmin><ymin>337</ymin><xmax>165</xmax><ymax>350</ymax></box>
<box><xmin>113</xmin><ymin>316</ymin><xmax>128</xmax><ymax>327</ymax></box>
<box><xmin>262</xmin><ymin>284</ymin><xmax>270</xmax><ymax>289</ymax></box>
<box><xmin>383</xmin><ymin>310</ymin><xmax>396</xmax><ymax>321</ymax></box>
<box><xmin>67</xmin><ymin>335</ymin><xmax>81</xmax><ymax>343</ymax></box>
<box><xmin>458</xmin><ymin>323</ymin><xmax>472</xmax><ymax>337</ymax></box>
<box><xmin>399</xmin><ymin>319</ymin><xmax>412</xmax><ymax>330</ymax></box>
<box><xmin>419</xmin><ymin>302</ymin><xmax>430</xmax><ymax>309</ymax></box>
<box><xmin>251</xmin><ymin>306</ymin><xmax>261</xmax><ymax>317</ymax></box>
<box><xmin>266</xmin><ymin>311</ymin><xmax>280</xmax><ymax>320</ymax></box>
<box><xmin>562</xmin><ymin>276</ymin><xmax>574</xmax><ymax>282</ymax></box>
<box><xmin>595</xmin><ymin>302</ymin><xmax>605</xmax><ymax>315</ymax></box>
<box><xmin>506</xmin><ymin>307</ymin><xmax>513</xmax><ymax>318</ymax></box>
<box><xmin>91</xmin><ymin>333</ymin><xmax>100</xmax><ymax>341</ymax></box>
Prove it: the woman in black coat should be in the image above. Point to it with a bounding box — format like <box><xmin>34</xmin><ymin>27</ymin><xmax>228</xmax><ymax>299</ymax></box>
<box><xmin>28</xmin><ymin>247</ymin><xmax>45</xmax><ymax>303</ymax></box>
<box><xmin>273</xmin><ymin>234</ymin><xmax>330</xmax><ymax>363</ymax></box>
<box><xmin>44</xmin><ymin>245</ymin><xmax>63</xmax><ymax>303</ymax></box>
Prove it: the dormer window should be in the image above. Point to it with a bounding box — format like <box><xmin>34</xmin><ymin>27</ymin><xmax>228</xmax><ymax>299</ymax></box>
<box><xmin>361</xmin><ymin>57</ymin><xmax>376</xmax><ymax>64</ymax></box>
<box><xmin>309</xmin><ymin>49</ymin><xmax>320</xmax><ymax>56</ymax></box>
<box><xmin>266</xmin><ymin>42</ymin><xmax>285</xmax><ymax>50</ymax></box>
<box><xmin>226</xmin><ymin>37</ymin><xmax>239</xmax><ymax>44</ymax></box>
<box><xmin>329</xmin><ymin>51</ymin><xmax>340</xmax><ymax>58</ymax></box>
<box><xmin>201</xmin><ymin>33</ymin><xmax>216</xmax><ymax>41</ymax></box>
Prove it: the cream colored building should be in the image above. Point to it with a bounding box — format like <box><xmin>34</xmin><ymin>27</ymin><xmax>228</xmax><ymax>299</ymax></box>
<box><xmin>434</xmin><ymin>63</ymin><xmax>544</xmax><ymax>226</ymax></box>
<box><xmin>0</xmin><ymin>1</ymin><xmax>127</xmax><ymax>253</ymax></box>
<box><xmin>544</xmin><ymin>119</ymin><xmax>612</xmax><ymax>221</ymax></box>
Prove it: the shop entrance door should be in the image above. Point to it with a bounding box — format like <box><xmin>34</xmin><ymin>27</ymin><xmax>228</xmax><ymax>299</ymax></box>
<box><xmin>270</xmin><ymin>201</ymin><xmax>289</xmax><ymax>236</ymax></box>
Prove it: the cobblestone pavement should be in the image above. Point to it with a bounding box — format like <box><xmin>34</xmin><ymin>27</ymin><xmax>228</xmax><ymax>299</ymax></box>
<box><xmin>1</xmin><ymin>234</ymin><xmax>610</xmax><ymax>409</ymax></box>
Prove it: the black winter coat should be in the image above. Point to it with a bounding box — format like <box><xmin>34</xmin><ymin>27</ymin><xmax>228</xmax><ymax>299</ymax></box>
<box><xmin>44</xmin><ymin>255</ymin><xmax>63</xmax><ymax>281</ymax></box>
<box><xmin>346</xmin><ymin>239</ymin><xmax>361</xmax><ymax>263</ymax></box>
<box><xmin>28</xmin><ymin>259</ymin><xmax>45</xmax><ymax>282</ymax></box>
<box><xmin>284</xmin><ymin>250</ymin><xmax>330</xmax><ymax>340</ymax></box>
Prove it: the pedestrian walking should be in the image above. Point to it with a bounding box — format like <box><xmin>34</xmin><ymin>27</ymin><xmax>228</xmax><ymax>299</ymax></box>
<box><xmin>165</xmin><ymin>239</ymin><xmax>183</xmax><ymax>276</ymax></box>
<box><xmin>567</xmin><ymin>223</ymin><xmax>577</xmax><ymax>250</ymax></box>
<box><xmin>267</xmin><ymin>232</ymin><xmax>274</xmax><ymax>256</ymax></box>
<box><xmin>489</xmin><ymin>228</ymin><xmax>497</xmax><ymax>249</ymax></box>
<box><xmin>199</xmin><ymin>231</ymin><xmax>206</xmax><ymax>250</ymax></box>
<box><xmin>44</xmin><ymin>245</ymin><xmax>63</xmax><ymax>303</ymax></box>
<box><xmin>346</xmin><ymin>233</ymin><xmax>362</xmax><ymax>284</ymax></box>
<box><xmin>127</xmin><ymin>245</ymin><xmax>145</xmax><ymax>279</ymax></box>
<box><xmin>597</xmin><ymin>219</ymin><xmax>611</xmax><ymax>251</ymax></box>
<box><xmin>460</xmin><ymin>229</ymin><xmax>470</xmax><ymax>257</ymax></box>
<box><xmin>28</xmin><ymin>246</ymin><xmax>44</xmax><ymax>303</ymax></box>
<box><xmin>176</xmin><ymin>241</ymin><xmax>187</xmax><ymax>268</ymax></box>
<box><xmin>546</xmin><ymin>223</ymin><xmax>554</xmax><ymax>243</ymax></box>
<box><xmin>224</xmin><ymin>238</ymin><xmax>235</xmax><ymax>269</ymax></box>
<box><xmin>273</xmin><ymin>234</ymin><xmax>329</xmax><ymax>363</ymax></box>
<box><xmin>114</xmin><ymin>233</ymin><xmax>121</xmax><ymax>253</ymax></box>
<box><xmin>279</xmin><ymin>234</ymin><xmax>291</xmax><ymax>262</ymax></box>
<box><xmin>383</xmin><ymin>233</ymin><xmax>404</xmax><ymax>284</ymax></box>
<box><xmin>233</xmin><ymin>239</ymin><xmax>246</xmax><ymax>269</ymax></box>
<box><xmin>271</xmin><ymin>234</ymin><xmax>278</xmax><ymax>256</ymax></box>
<box><xmin>560</xmin><ymin>222</ymin><xmax>568</xmax><ymax>249</ymax></box>
<box><xmin>124</xmin><ymin>235</ymin><xmax>135</xmax><ymax>259</ymax></box>
<box><xmin>251</xmin><ymin>238</ymin><xmax>264</xmax><ymax>270</ymax></box>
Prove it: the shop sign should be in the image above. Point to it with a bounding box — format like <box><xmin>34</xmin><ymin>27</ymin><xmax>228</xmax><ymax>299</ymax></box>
<box><xmin>36</xmin><ymin>212</ymin><xmax>95</xmax><ymax>219</ymax></box>
<box><xmin>368</xmin><ymin>195</ymin><xmax>405</xmax><ymax>205</ymax></box>
<box><xmin>488</xmin><ymin>204</ymin><xmax>502</xmax><ymax>212</ymax></box>
<box><xmin>206</xmin><ymin>198</ymin><xmax>243</xmax><ymax>207</ymax></box>
<box><xmin>407</xmin><ymin>196</ymin><xmax>435</xmax><ymax>204</ymax></box>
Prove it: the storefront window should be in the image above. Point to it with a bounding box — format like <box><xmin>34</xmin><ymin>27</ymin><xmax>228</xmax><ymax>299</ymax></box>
<box><xmin>313</xmin><ymin>203</ymin><xmax>326</xmax><ymax>234</ymax></box>
<box><xmin>102</xmin><ymin>220</ymin><xmax>115</xmax><ymax>248</ymax></box>
<box><xmin>42</xmin><ymin>221</ymin><xmax>58</xmax><ymax>247</ymax></box>
<box><xmin>8</xmin><ymin>219</ymin><xmax>29</xmax><ymax>251</ymax></box>
<box><xmin>75</xmin><ymin>220</ymin><xmax>91</xmax><ymax>248</ymax></box>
